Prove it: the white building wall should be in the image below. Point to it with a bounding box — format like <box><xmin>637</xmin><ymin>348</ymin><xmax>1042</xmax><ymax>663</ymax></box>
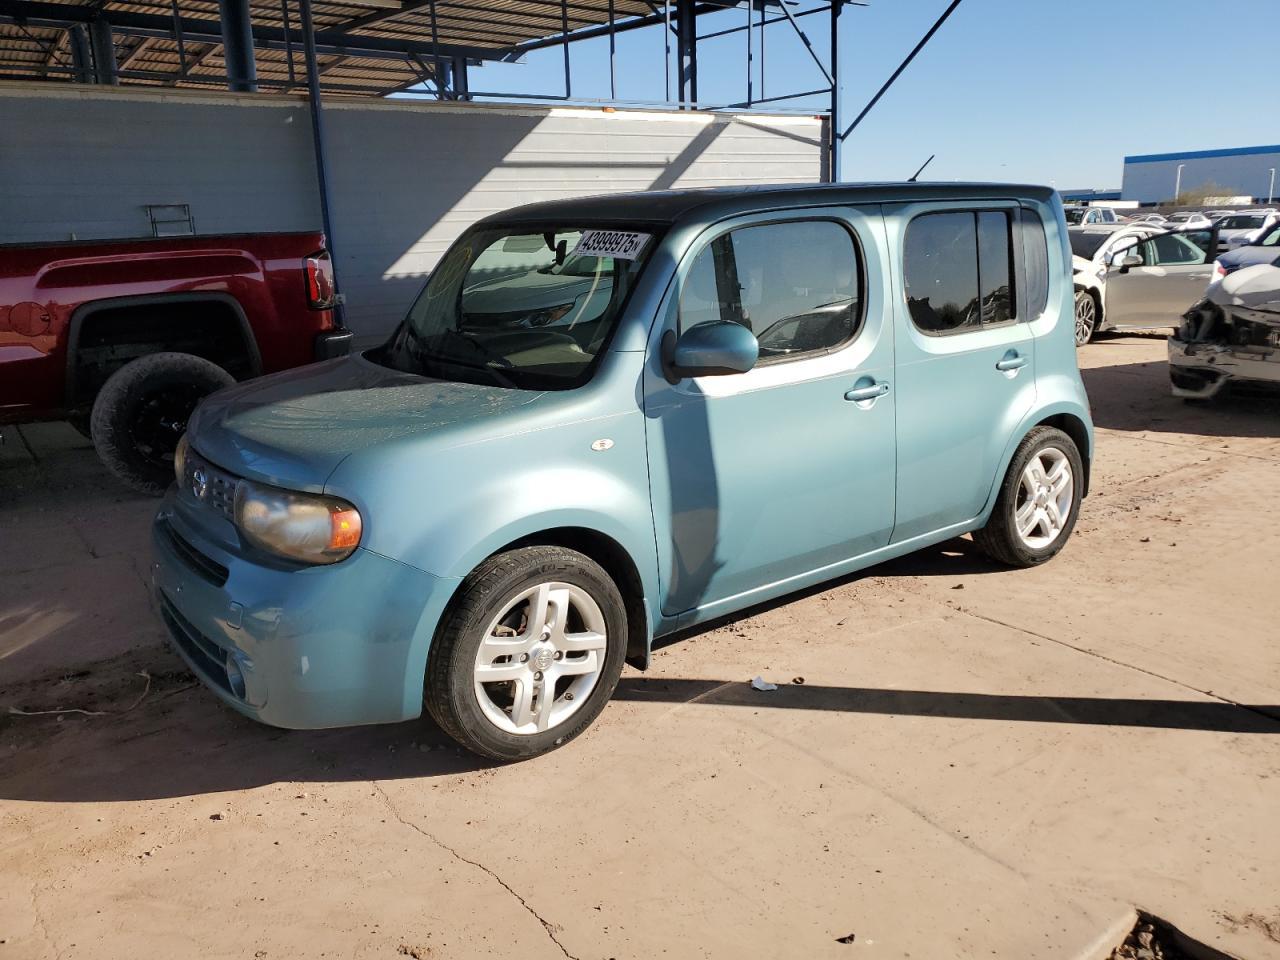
<box><xmin>0</xmin><ymin>82</ymin><xmax>825</xmax><ymax>338</ymax></box>
<box><xmin>1121</xmin><ymin>147</ymin><xmax>1280</xmax><ymax>204</ymax></box>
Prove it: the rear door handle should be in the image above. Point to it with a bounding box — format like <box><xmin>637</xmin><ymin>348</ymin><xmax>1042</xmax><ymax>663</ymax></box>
<box><xmin>995</xmin><ymin>353</ymin><xmax>1028</xmax><ymax>372</ymax></box>
<box><xmin>844</xmin><ymin>381</ymin><xmax>890</xmax><ymax>402</ymax></box>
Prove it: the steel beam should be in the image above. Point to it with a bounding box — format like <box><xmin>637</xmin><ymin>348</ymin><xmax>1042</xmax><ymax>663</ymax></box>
<box><xmin>829</xmin><ymin>0</ymin><xmax>839</xmax><ymax>180</ymax></box>
<box><xmin>88</xmin><ymin>16</ymin><xmax>116</xmax><ymax>84</ymax></box>
<box><xmin>451</xmin><ymin>53</ymin><xmax>469</xmax><ymax>99</ymax></box>
<box><xmin>675</xmin><ymin>0</ymin><xmax>696</xmax><ymax>105</ymax></box>
<box><xmin>68</xmin><ymin>23</ymin><xmax>92</xmax><ymax>82</ymax></box>
<box><xmin>840</xmin><ymin>0</ymin><xmax>965</xmax><ymax>142</ymax></box>
<box><xmin>510</xmin><ymin>0</ymin><xmax>720</xmax><ymax>54</ymax></box>
<box><xmin>298</xmin><ymin>0</ymin><xmax>344</xmax><ymax>324</ymax></box>
<box><xmin>0</xmin><ymin>1</ymin><xmax>507</xmax><ymax>63</ymax></box>
<box><xmin>219</xmin><ymin>0</ymin><xmax>257</xmax><ymax>91</ymax></box>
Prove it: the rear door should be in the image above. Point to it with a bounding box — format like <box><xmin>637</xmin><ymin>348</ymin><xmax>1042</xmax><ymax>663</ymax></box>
<box><xmin>1103</xmin><ymin>228</ymin><xmax>1217</xmax><ymax>327</ymax></box>
<box><xmin>883</xmin><ymin>201</ymin><xmax>1038</xmax><ymax>543</ymax></box>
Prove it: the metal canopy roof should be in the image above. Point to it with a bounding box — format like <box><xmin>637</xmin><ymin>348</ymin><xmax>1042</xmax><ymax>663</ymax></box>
<box><xmin>0</xmin><ymin>0</ymin><xmax>665</xmax><ymax>94</ymax></box>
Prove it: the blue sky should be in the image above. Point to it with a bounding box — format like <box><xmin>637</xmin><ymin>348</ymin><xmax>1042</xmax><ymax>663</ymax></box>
<box><xmin>416</xmin><ymin>0</ymin><xmax>1280</xmax><ymax>188</ymax></box>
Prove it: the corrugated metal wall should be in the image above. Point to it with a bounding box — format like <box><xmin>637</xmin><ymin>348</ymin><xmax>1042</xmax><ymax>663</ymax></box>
<box><xmin>0</xmin><ymin>84</ymin><xmax>825</xmax><ymax>339</ymax></box>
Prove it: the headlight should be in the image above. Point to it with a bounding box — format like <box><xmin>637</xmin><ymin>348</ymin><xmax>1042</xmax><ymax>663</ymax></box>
<box><xmin>233</xmin><ymin>480</ymin><xmax>362</xmax><ymax>565</ymax></box>
<box><xmin>174</xmin><ymin>433</ymin><xmax>190</xmax><ymax>486</ymax></box>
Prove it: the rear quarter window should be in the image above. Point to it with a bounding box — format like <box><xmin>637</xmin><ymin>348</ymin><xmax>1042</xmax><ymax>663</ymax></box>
<box><xmin>904</xmin><ymin>210</ymin><xmax>1017</xmax><ymax>335</ymax></box>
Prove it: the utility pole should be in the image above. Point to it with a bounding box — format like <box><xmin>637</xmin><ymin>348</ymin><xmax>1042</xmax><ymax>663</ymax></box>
<box><xmin>1269</xmin><ymin>167</ymin><xmax>1275</xmax><ymax>205</ymax></box>
<box><xmin>1174</xmin><ymin>163</ymin><xmax>1185</xmax><ymax>204</ymax></box>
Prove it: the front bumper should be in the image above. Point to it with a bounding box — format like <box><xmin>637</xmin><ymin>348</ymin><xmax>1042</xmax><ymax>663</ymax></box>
<box><xmin>1168</xmin><ymin>336</ymin><xmax>1280</xmax><ymax>398</ymax></box>
<box><xmin>151</xmin><ymin>489</ymin><xmax>455</xmax><ymax>728</ymax></box>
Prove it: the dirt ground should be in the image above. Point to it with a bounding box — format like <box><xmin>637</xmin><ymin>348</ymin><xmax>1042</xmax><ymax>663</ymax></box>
<box><xmin>2</xmin><ymin>333</ymin><xmax>1279</xmax><ymax>960</ymax></box>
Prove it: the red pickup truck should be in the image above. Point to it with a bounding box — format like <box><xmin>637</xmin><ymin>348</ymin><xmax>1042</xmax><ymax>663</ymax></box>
<box><xmin>0</xmin><ymin>231</ymin><xmax>350</xmax><ymax>493</ymax></box>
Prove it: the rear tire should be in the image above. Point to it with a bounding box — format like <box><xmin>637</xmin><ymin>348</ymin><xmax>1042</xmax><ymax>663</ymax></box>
<box><xmin>425</xmin><ymin>546</ymin><xmax>627</xmax><ymax>761</ymax></box>
<box><xmin>973</xmin><ymin>426</ymin><xmax>1083</xmax><ymax>568</ymax></box>
<box><xmin>90</xmin><ymin>352</ymin><xmax>234</xmax><ymax>495</ymax></box>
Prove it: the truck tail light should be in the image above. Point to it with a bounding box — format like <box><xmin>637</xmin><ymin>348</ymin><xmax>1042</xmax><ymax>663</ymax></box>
<box><xmin>305</xmin><ymin>251</ymin><xmax>336</xmax><ymax>310</ymax></box>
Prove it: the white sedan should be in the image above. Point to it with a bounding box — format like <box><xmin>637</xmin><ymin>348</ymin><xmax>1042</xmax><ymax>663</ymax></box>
<box><xmin>1070</xmin><ymin>224</ymin><xmax>1218</xmax><ymax>344</ymax></box>
<box><xmin>1215</xmin><ymin>211</ymin><xmax>1279</xmax><ymax>252</ymax></box>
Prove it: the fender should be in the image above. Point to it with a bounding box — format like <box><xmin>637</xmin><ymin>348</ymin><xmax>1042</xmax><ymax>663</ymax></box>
<box><xmin>65</xmin><ymin>291</ymin><xmax>262</xmax><ymax>406</ymax></box>
<box><xmin>980</xmin><ymin>390</ymin><xmax>1094</xmax><ymax>524</ymax></box>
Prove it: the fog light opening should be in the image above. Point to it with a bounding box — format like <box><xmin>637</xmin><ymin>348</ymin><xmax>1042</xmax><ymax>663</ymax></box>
<box><xmin>225</xmin><ymin>655</ymin><xmax>248</xmax><ymax>701</ymax></box>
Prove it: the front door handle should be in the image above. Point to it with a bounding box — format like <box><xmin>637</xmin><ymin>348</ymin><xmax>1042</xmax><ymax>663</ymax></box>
<box><xmin>995</xmin><ymin>352</ymin><xmax>1029</xmax><ymax>372</ymax></box>
<box><xmin>844</xmin><ymin>381</ymin><xmax>890</xmax><ymax>402</ymax></box>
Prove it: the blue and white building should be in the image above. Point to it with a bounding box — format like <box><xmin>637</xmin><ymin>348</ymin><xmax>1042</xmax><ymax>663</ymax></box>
<box><xmin>1121</xmin><ymin>145</ymin><xmax>1280</xmax><ymax>204</ymax></box>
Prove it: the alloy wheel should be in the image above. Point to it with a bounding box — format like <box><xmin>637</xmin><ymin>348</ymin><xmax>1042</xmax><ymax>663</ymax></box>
<box><xmin>1013</xmin><ymin>446</ymin><xmax>1074</xmax><ymax>550</ymax></box>
<box><xmin>1074</xmin><ymin>293</ymin><xmax>1096</xmax><ymax>346</ymax></box>
<box><xmin>472</xmin><ymin>581</ymin><xmax>608</xmax><ymax>735</ymax></box>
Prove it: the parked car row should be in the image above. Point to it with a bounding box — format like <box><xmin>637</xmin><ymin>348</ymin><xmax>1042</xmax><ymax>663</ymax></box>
<box><xmin>1068</xmin><ymin>209</ymin><xmax>1280</xmax><ymax>401</ymax></box>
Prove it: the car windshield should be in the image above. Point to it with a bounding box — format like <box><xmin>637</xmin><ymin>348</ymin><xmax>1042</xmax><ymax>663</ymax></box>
<box><xmin>1219</xmin><ymin>215</ymin><xmax>1266</xmax><ymax>229</ymax></box>
<box><xmin>1259</xmin><ymin>226</ymin><xmax>1280</xmax><ymax>247</ymax></box>
<box><xmin>1064</xmin><ymin>208</ymin><xmax>1087</xmax><ymax>224</ymax></box>
<box><xmin>1069</xmin><ymin>232</ymin><xmax>1112</xmax><ymax>259</ymax></box>
<box><xmin>377</xmin><ymin>224</ymin><xmax>656</xmax><ymax>390</ymax></box>
<box><xmin>1167</xmin><ymin>213</ymin><xmax>1195</xmax><ymax>222</ymax></box>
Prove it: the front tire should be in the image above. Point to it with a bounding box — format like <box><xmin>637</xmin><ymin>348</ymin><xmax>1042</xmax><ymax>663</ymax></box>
<box><xmin>973</xmin><ymin>426</ymin><xmax>1083</xmax><ymax>568</ymax></box>
<box><xmin>425</xmin><ymin>546</ymin><xmax>627</xmax><ymax>761</ymax></box>
<box><xmin>1074</xmin><ymin>290</ymin><xmax>1098</xmax><ymax>346</ymax></box>
<box><xmin>90</xmin><ymin>352</ymin><xmax>234</xmax><ymax>495</ymax></box>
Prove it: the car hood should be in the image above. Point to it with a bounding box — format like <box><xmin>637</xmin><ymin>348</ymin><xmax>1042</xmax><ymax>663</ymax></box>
<box><xmin>1212</xmin><ymin>263</ymin><xmax>1280</xmax><ymax>308</ymax></box>
<box><xmin>1219</xmin><ymin>245</ymin><xmax>1280</xmax><ymax>269</ymax></box>
<box><xmin>1072</xmin><ymin>254</ymin><xmax>1098</xmax><ymax>274</ymax></box>
<box><xmin>187</xmin><ymin>352</ymin><xmax>543</xmax><ymax>491</ymax></box>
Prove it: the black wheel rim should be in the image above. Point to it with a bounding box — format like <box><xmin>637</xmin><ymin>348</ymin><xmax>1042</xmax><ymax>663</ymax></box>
<box><xmin>127</xmin><ymin>384</ymin><xmax>205</xmax><ymax>471</ymax></box>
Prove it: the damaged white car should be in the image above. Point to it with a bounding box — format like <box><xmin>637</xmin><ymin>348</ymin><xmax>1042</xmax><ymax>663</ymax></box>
<box><xmin>1169</xmin><ymin>263</ymin><xmax>1280</xmax><ymax>399</ymax></box>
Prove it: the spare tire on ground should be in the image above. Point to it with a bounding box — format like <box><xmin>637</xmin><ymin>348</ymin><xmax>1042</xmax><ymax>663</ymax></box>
<box><xmin>90</xmin><ymin>352</ymin><xmax>234</xmax><ymax>495</ymax></box>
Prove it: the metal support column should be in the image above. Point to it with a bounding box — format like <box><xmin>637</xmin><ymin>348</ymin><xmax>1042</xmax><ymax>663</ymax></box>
<box><xmin>560</xmin><ymin>0</ymin><xmax>570</xmax><ymax>99</ymax></box>
<box><xmin>219</xmin><ymin>0</ymin><xmax>258</xmax><ymax>92</ymax></box>
<box><xmin>829</xmin><ymin>0</ymin><xmax>841</xmax><ymax>181</ymax></box>
<box><xmin>89</xmin><ymin>17</ymin><xmax>117</xmax><ymax>84</ymax></box>
<box><xmin>68</xmin><ymin>23</ymin><xmax>92</xmax><ymax>83</ymax></box>
<box><xmin>450</xmin><ymin>54</ymin><xmax>469</xmax><ymax>100</ymax></box>
<box><xmin>675</xmin><ymin>0</ymin><xmax>697</xmax><ymax>107</ymax></box>
<box><xmin>298</xmin><ymin>0</ymin><xmax>345</xmax><ymax>324</ymax></box>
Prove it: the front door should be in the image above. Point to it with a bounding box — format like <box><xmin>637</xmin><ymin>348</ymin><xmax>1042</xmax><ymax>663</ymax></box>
<box><xmin>644</xmin><ymin>209</ymin><xmax>896</xmax><ymax>617</ymax></box>
<box><xmin>1104</xmin><ymin>228</ymin><xmax>1216</xmax><ymax>328</ymax></box>
<box><xmin>883</xmin><ymin>201</ymin><xmax>1039</xmax><ymax>543</ymax></box>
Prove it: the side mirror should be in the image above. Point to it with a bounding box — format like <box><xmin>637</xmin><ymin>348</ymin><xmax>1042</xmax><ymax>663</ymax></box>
<box><xmin>661</xmin><ymin>321</ymin><xmax>759</xmax><ymax>384</ymax></box>
<box><xmin>1118</xmin><ymin>254</ymin><xmax>1143</xmax><ymax>272</ymax></box>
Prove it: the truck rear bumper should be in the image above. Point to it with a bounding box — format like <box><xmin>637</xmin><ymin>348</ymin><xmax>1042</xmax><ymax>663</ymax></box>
<box><xmin>314</xmin><ymin>329</ymin><xmax>354</xmax><ymax>361</ymax></box>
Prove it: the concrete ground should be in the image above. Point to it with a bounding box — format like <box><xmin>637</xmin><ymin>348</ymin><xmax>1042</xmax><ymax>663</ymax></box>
<box><xmin>2</xmin><ymin>333</ymin><xmax>1278</xmax><ymax>960</ymax></box>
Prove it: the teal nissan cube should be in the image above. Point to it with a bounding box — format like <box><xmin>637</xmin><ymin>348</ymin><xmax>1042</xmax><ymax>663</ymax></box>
<box><xmin>153</xmin><ymin>183</ymin><xmax>1093</xmax><ymax>760</ymax></box>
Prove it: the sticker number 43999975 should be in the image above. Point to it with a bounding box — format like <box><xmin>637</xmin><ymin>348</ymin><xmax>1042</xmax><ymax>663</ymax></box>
<box><xmin>571</xmin><ymin>230</ymin><xmax>651</xmax><ymax>261</ymax></box>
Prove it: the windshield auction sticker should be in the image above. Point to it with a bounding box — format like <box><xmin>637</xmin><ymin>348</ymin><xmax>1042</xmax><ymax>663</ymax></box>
<box><xmin>572</xmin><ymin>230</ymin><xmax>651</xmax><ymax>261</ymax></box>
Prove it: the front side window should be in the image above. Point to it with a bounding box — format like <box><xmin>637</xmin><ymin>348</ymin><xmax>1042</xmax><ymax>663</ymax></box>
<box><xmin>904</xmin><ymin>210</ymin><xmax>1017</xmax><ymax>334</ymax></box>
<box><xmin>380</xmin><ymin>224</ymin><xmax>655</xmax><ymax>390</ymax></box>
<box><xmin>679</xmin><ymin>220</ymin><xmax>862</xmax><ymax>363</ymax></box>
<box><xmin>1144</xmin><ymin>230</ymin><xmax>1211</xmax><ymax>265</ymax></box>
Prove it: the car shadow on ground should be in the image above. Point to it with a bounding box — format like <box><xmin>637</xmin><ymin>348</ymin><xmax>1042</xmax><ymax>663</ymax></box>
<box><xmin>4</xmin><ymin>566</ymin><xmax>1278</xmax><ymax>807</ymax></box>
<box><xmin>1081</xmin><ymin>359</ymin><xmax>1280</xmax><ymax>438</ymax></box>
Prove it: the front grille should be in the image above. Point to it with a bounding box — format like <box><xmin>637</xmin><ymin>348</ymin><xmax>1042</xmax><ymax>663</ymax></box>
<box><xmin>159</xmin><ymin>518</ymin><xmax>229</xmax><ymax>587</ymax></box>
<box><xmin>182</xmin><ymin>449</ymin><xmax>240</xmax><ymax>522</ymax></box>
<box><xmin>159</xmin><ymin>591</ymin><xmax>233</xmax><ymax>695</ymax></box>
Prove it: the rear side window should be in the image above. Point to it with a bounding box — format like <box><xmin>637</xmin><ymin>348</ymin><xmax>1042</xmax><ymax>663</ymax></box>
<box><xmin>904</xmin><ymin>210</ymin><xmax>1017</xmax><ymax>334</ymax></box>
<box><xmin>680</xmin><ymin>219</ymin><xmax>862</xmax><ymax>363</ymax></box>
<box><xmin>1019</xmin><ymin>208</ymin><xmax>1050</xmax><ymax>320</ymax></box>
